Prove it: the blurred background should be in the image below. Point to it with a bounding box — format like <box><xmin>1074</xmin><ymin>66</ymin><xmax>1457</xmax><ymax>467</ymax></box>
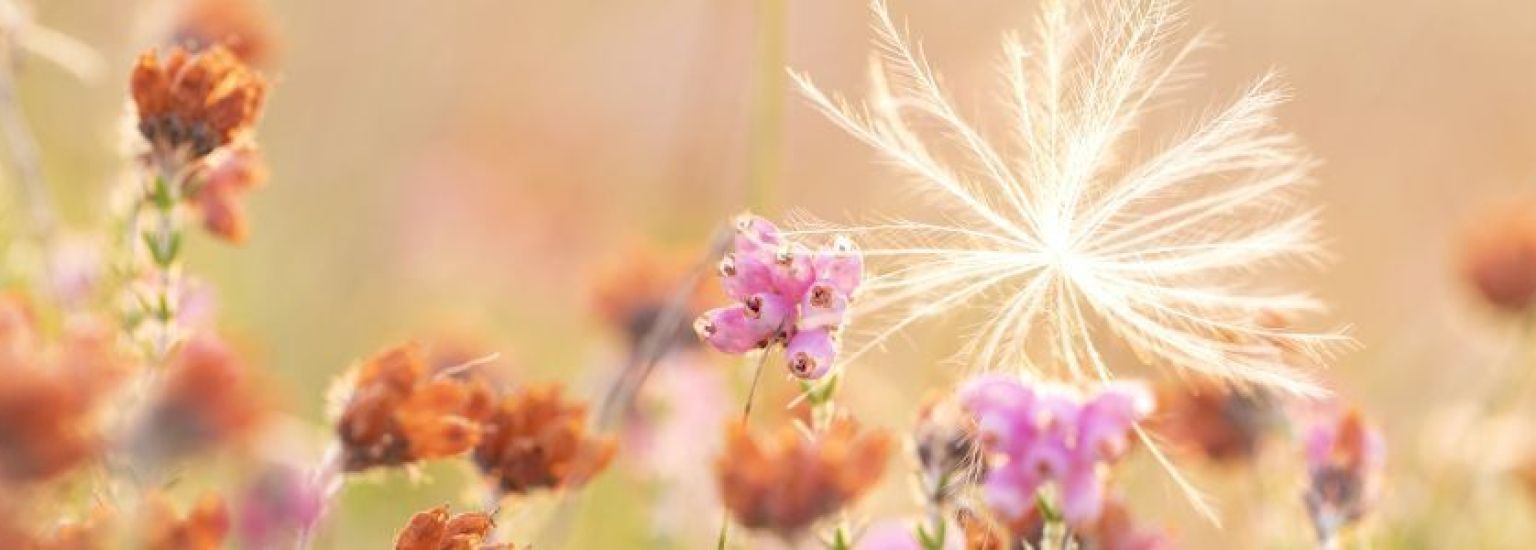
<box><xmin>12</xmin><ymin>0</ymin><xmax>1536</xmax><ymax>547</ymax></box>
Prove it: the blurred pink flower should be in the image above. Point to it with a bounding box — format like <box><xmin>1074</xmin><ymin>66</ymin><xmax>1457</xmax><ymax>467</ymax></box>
<box><xmin>959</xmin><ymin>375</ymin><xmax>1153</xmax><ymax>529</ymax></box>
<box><xmin>1303</xmin><ymin>408</ymin><xmax>1384</xmax><ymax>542</ymax></box>
<box><xmin>234</xmin><ymin>463</ymin><xmax>324</xmax><ymax>548</ymax></box>
<box><xmin>622</xmin><ymin>351</ymin><xmax>729</xmax><ymax>539</ymax></box>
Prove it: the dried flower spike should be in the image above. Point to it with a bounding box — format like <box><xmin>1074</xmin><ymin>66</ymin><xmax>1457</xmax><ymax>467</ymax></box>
<box><xmin>716</xmin><ymin>416</ymin><xmax>891</xmax><ymax>537</ymax></box>
<box><xmin>695</xmin><ymin>214</ymin><xmax>864</xmax><ymax>379</ymax></box>
<box><xmin>336</xmin><ymin>343</ymin><xmax>496</xmax><ymax>471</ymax></box>
<box><xmin>393</xmin><ymin>505</ymin><xmax>513</xmax><ymax>550</ymax></box>
<box><xmin>131</xmin><ymin>45</ymin><xmax>267</xmax><ymax>159</ymax></box>
<box><xmin>1459</xmin><ymin>198</ymin><xmax>1536</xmax><ymax>313</ymax></box>
<box><xmin>1303</xmin><ymin>408</ymin><xmax>1384</xmax><ymax>544</ymax></box>
<box><xmin>791</xmin><ymin>0</ymin><xmax>1346</xmax><ymax>396</ymax></box>
<box><xmin>473</xmin><ymin>384</ymin><xmax>616</xmax><ymax>494</ymax></box>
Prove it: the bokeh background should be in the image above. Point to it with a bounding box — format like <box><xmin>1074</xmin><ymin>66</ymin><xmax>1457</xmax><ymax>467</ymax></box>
<box><xmin>12</xmin><ymin>0</ymin><xmax>1536</xmax><ymax>547</ymax></box>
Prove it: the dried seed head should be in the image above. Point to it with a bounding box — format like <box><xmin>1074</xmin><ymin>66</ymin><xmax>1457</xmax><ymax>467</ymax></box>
<box><xmin>336</xmin><ymin>343</ymin><xmax>494</xmax><ymax>471</ymax></box>
<box><xmin>1460</xmin><ymin>199</ymin><xmax>1536</xmax><ymax>313</ymax></box>
<box><xmin>473</xmin><ymin>384</ymin><xmax>615</xmax><ymax>495</ymax></box>
<box><xmin>1150</xmin><ymin>380</ymin><xmax>1280</xmax><ymax>466</ymax></box>
<box><xmin>716</xmin><ymin>416</ymin><xmax>891</xmax><ymax>536</ymax></box>
<box><xmin>393</xmin><ymin>505</ymin><xmax>513</xmax><ymax>550</ymax></box>
<box><xmin>589</xmin><ymin>245</ymin><xmax>714</xmax><ymax>351</ymax></box>
<box><xmin>131</xmin><ymin>45</ymin><xmax>267</xmax><ymax>159</ymax></box>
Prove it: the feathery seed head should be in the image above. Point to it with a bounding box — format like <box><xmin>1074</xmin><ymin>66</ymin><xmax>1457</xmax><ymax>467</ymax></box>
<box><xmin>790</xmin><ymin>0</ymin><xmax>1347</xmax><ymax>396</ymax></box>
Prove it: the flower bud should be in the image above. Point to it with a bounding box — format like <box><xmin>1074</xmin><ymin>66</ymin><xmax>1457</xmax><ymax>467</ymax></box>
<box><xmin>813</xmin><ymin>236</ymin><xmax>864</xmax><ymax>297</ymax></box>
<box><xmin>785</xmin><ymin>327</ymin><xmax>837</xmax><ymax>379</ymax></box>
<box><xmin>695</xmin><ymin>306</ymin><xmax>770</xmax><ymax>354</ymax></box>
<box><xmin>798</xmin><ymin>283</ymin><xmax>849</xmax><ymax>330</ymax></box>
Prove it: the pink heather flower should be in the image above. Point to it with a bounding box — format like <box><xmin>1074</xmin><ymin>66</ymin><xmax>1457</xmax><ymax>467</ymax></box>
<box><xmin>694</xmin><ymin>214</ymin><xmax>864</xmax><ymax>379</ymax></box>
<box><xmin>1303</xmin><ymin>408</ymin><xmax>1384</xmax><ymax>543</ymax></box>
<box><xmin>621</xmin><ymin>351</ymin><xmax>730</xmax><ymax>540</ymax></box>
<box><xmin>235</xmin><ymin>463</ymin><xmax>325</xmax><ymax>548</ymax></box>
<box><xmin>959</xmin><ymin>375</ymin><xmax>1153</xmax><ymax>529</ymax></box>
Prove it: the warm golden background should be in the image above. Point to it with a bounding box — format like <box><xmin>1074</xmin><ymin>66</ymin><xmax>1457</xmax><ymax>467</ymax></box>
<box><xmin>15</xmin><ymin>0</ymin><xmax>1536</xmax><ymax>547</ymax></box>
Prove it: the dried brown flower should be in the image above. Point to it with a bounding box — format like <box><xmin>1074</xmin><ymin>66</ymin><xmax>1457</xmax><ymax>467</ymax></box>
<box><xmin>337</xmin><ymin>343</ymin><xmax>495</xmax><ymax>471</ymax></box>
<box><xmin>171</xmin><ymin>0</ymin><xmax>276</xmax><ymax>67</ymax></box>
<box><xmin>1460</xmin><ymin>199</ymin><xmax>1536</xmax><ymax>313</ymax></box>
<box><xmin>473</xmin><ymin>384</ymin><xmax>615</xmax><ymax>494</ymax></box>
<box><xmin>134</xmin><ymin>334</ymin><xmax>265</xmax><ymax>462</ymax></box>
<box><xmin>1150</xmin><ymin>380</ymin><xmax>1279</xmax><ymax>466</ymax></box>
<box><xmin>716</xmin><ymin>416</ymin><xmax>891</xmax><ymax>536</ymax></box>
<box><xmin>131</xmin><ymin>45</ymin><xmax>267</xmax><ymax>158</ymax></box>
<box><xmin>393</xmin><ymin>505</ymin><xmax>513</xmax><ymax>550</ymax></box>
<box><xmin>0</xmin><ymin>295</ymin><xmax>130</xmax><ymax>484</ymax></box>
<box><xmin>589</xmin><ymin>245</ymin><xmax>714</xmax><ymax>350</ymax></box>
<box><xmin>0</xmin><ymin>366</ymin><xmax>96</xmax><ymax>483</ymax></box>
<box><xmin>144</xmin><ymin>493</ymin><xmax>229</xmax><ymax>550</ymax></box>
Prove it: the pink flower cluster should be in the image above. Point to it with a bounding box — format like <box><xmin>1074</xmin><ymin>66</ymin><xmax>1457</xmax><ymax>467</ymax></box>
<box><xmin>959</xmin><ymin>375</ymin><xmax>1153</xmax><ymax>528</ymax></box>
<box><xmin>694</xmin><ymin>214</ymin><xmax>862</xmax><ymax>379</ymax></box>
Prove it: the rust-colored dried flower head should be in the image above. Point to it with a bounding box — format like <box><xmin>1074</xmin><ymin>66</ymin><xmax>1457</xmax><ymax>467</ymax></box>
<box><xmin>393</xmin><ymin>505</ymin><xmax>513</xmax><ymax>550</ymax></box>
<box><xmin>473</xmin><ymin>384</ymin><xmax>615</xmax><ymax>494</ymax></box>
<box><xmin>590</xmin><ymin>245</ymin><xmax>714</xmax><ymax>351</ymax></box>
<box><xmin>131</xmin><ymin>45</ymin><xmax>267</xmax><ymax>159</ymax></box>
<box><xmin>144</xmin><ymin>492</ymin><xmax>229</xmax><ymax>550</ymax></box>
<box><xmin>133</xmin><ymin>334</ymin><xmax>265</xmax><ymax>463</ymax></box>
<box><xmin>716</xmin><ymin>416</ymin><xmax>891</xmax><ymax>536</ymax></box>
<box><xmin>0</xmin><ymin>295</ymin><xmax>130</xmax><ymax>485</ymax></box>
<box><xmin>336</xmin><ymin>343</ymin><xmax>496</xmax><ymax>471</ymax></box>
<box><xmin>1460</xmin><ymin>199</ymin><xmax>1536</xmax><ymax>313</ymax></box>
<box><xmin>171</xmin><ymin>0</ymin><xmax>276</xmax><ymax>67</ymax></box>
<box><xmin>1150</xmin><ymin>380</ymin><xmax>1279</xmax><ymax>466</ymax></box>
<box><xmin>0</xmin><ymin>366</ymin><xmax>96</xmax><ymax>484</ymax></box>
